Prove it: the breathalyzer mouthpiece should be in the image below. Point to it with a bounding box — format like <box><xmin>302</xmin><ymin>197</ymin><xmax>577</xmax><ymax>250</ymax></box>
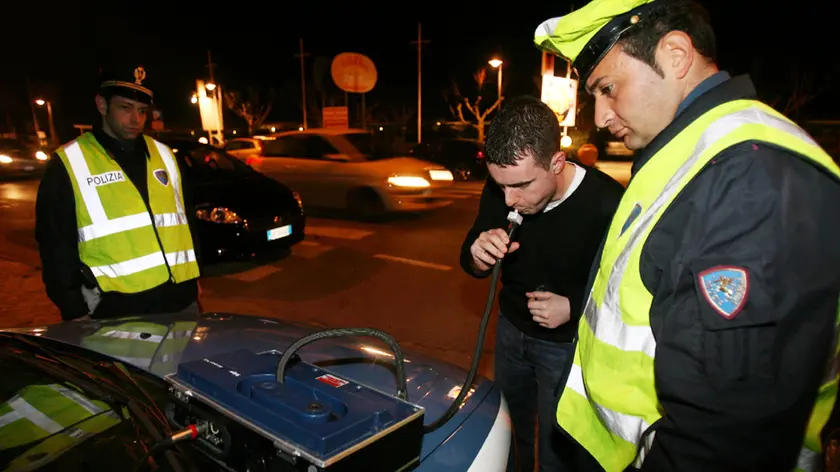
<box><xmin>507</xmin><ymin>210</ymin><xmax>523</xmax><ymax>226</ymax></box>
<box><xmin>506</xmin><ymin>210</ymin><xmax>522</xmax><ymax>240</ymax></box>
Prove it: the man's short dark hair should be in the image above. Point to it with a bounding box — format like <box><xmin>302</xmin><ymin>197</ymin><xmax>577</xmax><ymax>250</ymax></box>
<box><xmin>618</xmin><ymin>0</ymin><xmax>717</xmax><ymax>77</ymax></box>
<box><xmin>484</xmin><ymin>96</ymin><xmax>561</xmax><ymax>169</ymax></box>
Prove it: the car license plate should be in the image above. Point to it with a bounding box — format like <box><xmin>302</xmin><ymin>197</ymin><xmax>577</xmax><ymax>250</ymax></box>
<box><xmin>266</xmin><ymin>225</ymin><xmax>292</xmax><ymax>241</ymax></box>
<box><xmin>24</xmin><ymin>166</ymin><xmax>34</xmax><ymax>171</ymax></box>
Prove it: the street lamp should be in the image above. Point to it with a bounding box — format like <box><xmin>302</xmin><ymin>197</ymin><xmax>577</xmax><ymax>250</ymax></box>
<box><xmin>194</xmin><ymin>80</ymin><xmax>225</xmax><ymax>146</ymax></box>
<box><xmin>34</xmin><ymin>99</ymin><xmax>59</xmax><ymax>148</ymax></box>
<box><xmin>489</xmin><ymin>58</ymin><xmax>503</xmax><ymax>99</ymax></box>
<box><xmin>560</xmin><ymin>134</ymin><xmax>573</xmax><ymax>148</ymax></box>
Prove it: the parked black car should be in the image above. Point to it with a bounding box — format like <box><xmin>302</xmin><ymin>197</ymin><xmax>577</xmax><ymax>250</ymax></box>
<box><xmin>409</xmin><ymin>138</ymin><xmax>487</xmax><ymax>181</ymax></box>
<box><xmin>164</xmin><ymin>139</ymin><xmax>305</xmax><ymax>264</ymax></box>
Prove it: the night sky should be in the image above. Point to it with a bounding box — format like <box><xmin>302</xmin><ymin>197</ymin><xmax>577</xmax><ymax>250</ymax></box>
<box><xmin>2</xmin><ymin>0</ymin><xmax>836</xmax><ymax>140</ymax></box>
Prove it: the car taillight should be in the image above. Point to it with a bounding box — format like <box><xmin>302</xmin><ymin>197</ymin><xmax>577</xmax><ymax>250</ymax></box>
<box><xmin>477</xmin><ymin>151</ymin><xmax>485</xmax><ymax>159</ymax></box>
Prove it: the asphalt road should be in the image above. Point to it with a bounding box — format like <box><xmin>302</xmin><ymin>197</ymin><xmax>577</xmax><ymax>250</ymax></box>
<box><xmin>0</xmin><ymin>177</ymin><xmax>504</xmax><ymax>378</ymax></box>
<box><xmin>0</xmin><ymin>163</ymin><xmax>629</xmax><ymax>380</ymax></box>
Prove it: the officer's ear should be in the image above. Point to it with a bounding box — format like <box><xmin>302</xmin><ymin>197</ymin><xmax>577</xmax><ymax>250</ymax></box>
<box><xmin>95</xmin><ymin>94</ymin><xmax>109</xmax><ymax>117</ymax></box>
<box><xmin>658</xmin><ymin>30</ymin><xmax>694</xmax><ymax>80</ymax></box>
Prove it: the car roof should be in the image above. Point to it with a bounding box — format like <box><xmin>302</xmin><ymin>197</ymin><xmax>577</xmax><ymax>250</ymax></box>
<box><xmin>160</xmin><ymin>138</ymin><xmax>201</xmax><ymax>149</ymax></box>
<box><xmin>0</xmin><ymin>138</ymin><xmax>35</xmax><ymax>150</ymax></box>
<box><xmin>269</xmin><ymin>128</ymin><xmax>370</xmax><ymax>138</ymax></box>
<box><xmin>159</xmin><ymin>139</ymin><xmax>220</xmax><ymax>157</ymax></box>
<box><xmin>226</xmin><ymin>137</ymin><xmax>260</xmax><ymax>142</ymax></box>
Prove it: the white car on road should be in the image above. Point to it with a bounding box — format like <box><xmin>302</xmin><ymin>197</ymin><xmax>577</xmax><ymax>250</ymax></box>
<box><xmin>594</xmin><ymin>141</ymin><xmax>633</xmax><ymax>186</ymax></box>
<box><xmin>245</xmin><ymin>129</ymin><xmax>455</xmax><ymax>219</ymax></box>
<box><xmin>223</xmin><ymin>137</ymin><xmax>265</xmax><ymax>164</ymax></box>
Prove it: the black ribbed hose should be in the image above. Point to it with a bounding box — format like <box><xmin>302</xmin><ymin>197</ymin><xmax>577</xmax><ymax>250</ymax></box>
<box><xmin>276</xmin><ymin>327</ymin><xmax>408</xmax><ymax>400</ymax></box>
<box><xmin>275</xmin><ymin>216</ymin><xmax>518</xmax><ymax>435</ymax></box>
<box><xmin>422</xmin><ymin>256</ymin><xmax>503</xmax><ymax>433</ymax></box>
<box><xmin>422</xmin><ymin>216</ymin><xmax>518</xmax><ymax>433</ymax></box>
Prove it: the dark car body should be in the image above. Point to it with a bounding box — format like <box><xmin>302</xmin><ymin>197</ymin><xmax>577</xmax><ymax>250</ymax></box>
<box><xmin>0</xmin><ymin>332</ymin><xmax>222</xmax><ymax>471</ymax></box>
<box><xmin>0</xmin><ymin>312</ymin><xmax>510</xmax><ymax>471</ymax></box>
<box><xmin>164</xmin><ymin>139</ymin><xmax>305</xmax><ymax>263</ymax></box>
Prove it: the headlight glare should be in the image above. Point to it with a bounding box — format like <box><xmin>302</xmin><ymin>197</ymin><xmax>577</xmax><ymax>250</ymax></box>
<box><xmin>196</xmin><ymin>207</ymin><xmax>243</xmax><ymax>224</ymax></box>
<box><xmin>387</xmin><ymin>176</ymin><xmax>430</xmax><ymax>188</ymax></box>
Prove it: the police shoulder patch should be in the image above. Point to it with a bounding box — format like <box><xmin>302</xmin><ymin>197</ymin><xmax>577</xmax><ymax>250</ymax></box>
<box><xmin>153</xmin><ymin>169</ymin><xmax>169</xmax><ymax>186</ymax></box>
<box><xmin>698</xmin><ymin>265</ymin><xmax>749</xmax><ymax>320</ymax></box>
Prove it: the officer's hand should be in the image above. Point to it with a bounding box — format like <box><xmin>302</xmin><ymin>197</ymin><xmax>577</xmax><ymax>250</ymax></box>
<box><xmin>72</xmin><ymin>315</ymin><xmax>92</xmax><ymax>322</ymax></box>
<box><xmin>526</xmin><ymin>291</ymin><xmax>570</xmax><ymax>329</ymax></box>
<box><xmin>470</xmin><ymin>228</ymin><xmax>520</xmax><ymax>272</ymax></box>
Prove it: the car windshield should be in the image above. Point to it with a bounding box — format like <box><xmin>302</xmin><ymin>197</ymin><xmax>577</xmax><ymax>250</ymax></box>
<box><xmin>173</xmin><ymin>145</ymin><xmax>254</xmax><ymax>174</ymax></box>
<box><xmin>342</xmin><ymin>132</ymin><xmax>372</xmax><ymax>156</ymax></box>
<box><xmin>0</xmin><ymin>333</ymin><xmax>175</xmax><ymax>470</ymax></box>
<box><xmin>0</xmin><ymin>139</ymin><xmax>36</xmax><ymax>155</ymax></box>
<box><xmin>340</xmin><ymin>132</ymin><xmax>408</xmax><ymax>161</ymax></box>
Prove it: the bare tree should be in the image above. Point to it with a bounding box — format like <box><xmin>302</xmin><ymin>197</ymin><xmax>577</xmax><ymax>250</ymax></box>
<box><xmin>283</xmin><ymin>79</ymin><xmax>327</xmax><ymax>128</ymax></box>
<box><xmin>762</xmin><ymin>59</ymin><xmax>840</xmax><ymax>121</ymax></box>
<box><xmin>782</xmin><ymin>71</ymin><xmax>818</xmax><ymax>120</ymax></box>
<box><xmin>366</xmin><ymin>103</ymin><xmax>414</xmax><ymax>126</ymax></box>
<box><xmin>0</xmin><ymin>81</ymin><xmax>15</xmax><ymax>136</ymax></box>
<box><xmin>223</xmin><ymin>87</ymin><xmax>275</xmax><ymax>136</ymax></box>
<box><xmin>304</xmin><ymin>91</ymin><xmax>324</xmax><ymax>128</ymax></box>
<box><xmin>445</xmin><ymin>69</ymin><xmax>503</xmax><ymax>141</ymax></box>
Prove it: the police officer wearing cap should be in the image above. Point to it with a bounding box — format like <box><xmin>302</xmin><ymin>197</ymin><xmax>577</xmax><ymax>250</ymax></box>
<box><xmin>35</xmin><ymin>65</ymin><xmax>201</xmax><ymax>322</ymax></box>
<box><xmin>534</xmin><ymin>0</ymin><xmax>840</xmax><ymax>471</ymax></box>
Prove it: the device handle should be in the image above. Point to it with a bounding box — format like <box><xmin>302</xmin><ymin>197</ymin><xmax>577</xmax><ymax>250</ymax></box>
<box><xmin>276</xmin><ymin>327</ymin><xmax>409</xmax><ymax>401</ymax></box>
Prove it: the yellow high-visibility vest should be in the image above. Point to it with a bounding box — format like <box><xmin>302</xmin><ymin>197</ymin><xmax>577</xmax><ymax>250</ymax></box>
<box><xmin>56</xmin><ymin>132</ymin><xmax>199</xmax><ymax>294</ymax></box>
<box><xmin>557</xmin><ymin>99</ymin><xmax>840</xmax><ymax>472</ymax></box>
<box><xmin>81</xmin><ymin>319</ymin><xmax>197</xmax><ymax>376</ymax></box>
<box><xmin>0</xmin><ymin>383</ymin><xmax>121</xmax><ymax>471</ymax></box>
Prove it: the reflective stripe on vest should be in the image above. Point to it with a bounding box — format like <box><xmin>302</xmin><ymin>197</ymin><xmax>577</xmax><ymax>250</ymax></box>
<box><xmin>0</xmin><ymin>384</ymin><xmax>115</xmax><ymax>451</ymax></box>
<box><xmin>80</xmin><ymin>321</ymin><xmax>196</xmax><ymax>372</ymax></box>
<box><xmin>797</xmin><ymin>447</ymin><xmax>822</xmax><ymax>472</ymax></box>
<box><xmin>56</xmin><ymin>133</ymin><xmax>199</xmax><ymax>293</ymax></box>
<box><xmin>796</xmin><ymin>323</ymin><xmax>840</xmax><ymax>472</ymax></box>
<box><xmin>150</xmin><ymin>321</ymin><xmax>197</xmax><ymax>376</ymax></box>
<box><xmin>557</xmin><ymin>100</ymin><xmax>840</xmax><ymax>472</ymax></box>
<box><xmin>3</xmin><ymin>411</ymin><xmax>121</xmax><ymax>472</ymax></box>
<box><xmin>0</xmin><ymin>384</ymin><xmax>121</xmax><ymax>471</ymax></box>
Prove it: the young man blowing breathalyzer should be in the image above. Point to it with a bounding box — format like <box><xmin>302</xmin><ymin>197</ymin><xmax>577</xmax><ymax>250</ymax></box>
<box><xmin>460</xmin><ymin>96</ymin><xmax>624</xmax><ymax>472</ymax></box>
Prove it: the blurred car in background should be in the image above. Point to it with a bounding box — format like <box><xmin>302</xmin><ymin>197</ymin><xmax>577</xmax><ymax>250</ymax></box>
<box><xmin>164</xmin><ymin>139</ymin><xmax>305</xmax><ymax>263</ymax></box>
<box><xmin>0</xmin><ymin>138</ymin><xmax>49</xmax><ymax>179</ymax></box>
<box><xmin>222</xmin><ymin>137</ymin><xmax>267</xmax><ymax>164</ymax></box>
<box><xmin>593</xmin><ymin>141</ymin><xmax>633</xmax><ymax>186</ymax></box>
<box><xmin>244</xmin><ymin>129</ymin><xmax>455</xmax><ymax>220</ymax></box>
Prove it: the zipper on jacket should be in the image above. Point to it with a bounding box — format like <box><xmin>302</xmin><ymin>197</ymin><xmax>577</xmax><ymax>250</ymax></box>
<box><xmin>95</xmin><ymin>135</ymin><xmax>177</xmax><ymax>284</ymax></box>
<box><xmin>143</xmin><ymin>197</ymin><xmax>176</xmax><ymax>284</ymax></box>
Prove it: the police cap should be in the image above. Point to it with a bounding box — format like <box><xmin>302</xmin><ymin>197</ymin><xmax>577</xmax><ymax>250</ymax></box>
<box><xmin>535</xmin><ymin>0</ymin><xmax>658</xmax><ymax>82</ymax></box>
<box><xmin>98</xmin><ymin>64</ymin><xmax>154</xmax><ymax>105</ymax></box>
